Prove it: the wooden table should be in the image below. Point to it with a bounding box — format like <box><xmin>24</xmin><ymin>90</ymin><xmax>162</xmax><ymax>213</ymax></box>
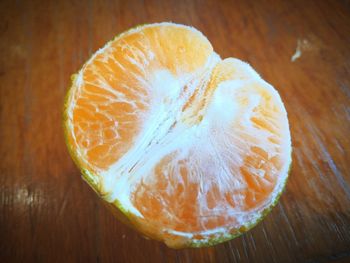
<box><xmin>1</xmin><ymin>0</ymin><xmax>349</xmax><ymax>262</ymax></box>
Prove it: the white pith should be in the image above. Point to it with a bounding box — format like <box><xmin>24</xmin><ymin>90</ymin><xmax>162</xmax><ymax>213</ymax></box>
<box><xmin>66</xmin><ymin>22</ymin><xmax>292</xmax><ymax>243</ymax></box>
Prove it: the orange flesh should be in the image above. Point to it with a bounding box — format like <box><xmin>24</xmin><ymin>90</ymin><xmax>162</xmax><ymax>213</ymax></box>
<box><xmin>66</xmin><ymin>23</ymin><xmax>291</xmax><ymax>241</ymax></box>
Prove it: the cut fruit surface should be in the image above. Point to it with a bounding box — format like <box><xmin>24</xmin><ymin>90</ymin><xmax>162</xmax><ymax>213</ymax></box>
<box><xmin>63</xmin><ymin>22</ymin><xmax>292</xmax><ymax>248</ymax></box>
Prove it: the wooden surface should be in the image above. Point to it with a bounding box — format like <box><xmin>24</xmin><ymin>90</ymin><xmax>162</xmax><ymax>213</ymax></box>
<box><xmin>1</xmin><ymin>0</ymin><xmax>350</xmax><ymax>262</ymax></box>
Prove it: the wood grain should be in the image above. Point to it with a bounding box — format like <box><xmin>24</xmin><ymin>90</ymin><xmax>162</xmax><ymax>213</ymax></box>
<box><xmin>1</xmin><ymin>0</ymin><xmax>349</xmax><ymax>262</ymax></box>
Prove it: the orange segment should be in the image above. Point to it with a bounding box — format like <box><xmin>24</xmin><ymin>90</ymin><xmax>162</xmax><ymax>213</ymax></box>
<box><xmin>63</xmin><ymin>23</ymin><xmax>292</xmax><ymax>248</ymax></box>
<box><xmin>131</xmin><ymin>65</ymin><xmax>289</xmax><ymax>234</ymax></box>
<box><xmin>67</xmin><ymin>23</ymin><xmax>214</xmax><ymax>172</ymax></box>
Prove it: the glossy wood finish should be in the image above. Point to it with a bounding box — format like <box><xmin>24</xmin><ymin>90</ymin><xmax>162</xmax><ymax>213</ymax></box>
<box><xmin>1</xmin><ymin>0</ymin><xmax>349</xmax><ymax>262</ymax></box>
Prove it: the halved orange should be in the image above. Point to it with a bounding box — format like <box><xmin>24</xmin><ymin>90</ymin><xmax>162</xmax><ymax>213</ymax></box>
<box><xmin>63</xmin><ymin>22</ymin><xmax>292</xmax><ymax>248</ymax></box>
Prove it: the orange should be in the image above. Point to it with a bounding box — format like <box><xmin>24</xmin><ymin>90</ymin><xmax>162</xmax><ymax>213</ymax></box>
<box><xmin>63</xmin><ymin>22</ymin><xmax>292</xmax><ymax>248</ymax></box>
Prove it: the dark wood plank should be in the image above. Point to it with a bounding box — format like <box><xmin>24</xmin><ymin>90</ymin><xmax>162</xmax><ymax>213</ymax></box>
<box><xmin>1</xmin><ymin>0</ymin><xmax>349</xmax><ymax>262</ymax></box>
